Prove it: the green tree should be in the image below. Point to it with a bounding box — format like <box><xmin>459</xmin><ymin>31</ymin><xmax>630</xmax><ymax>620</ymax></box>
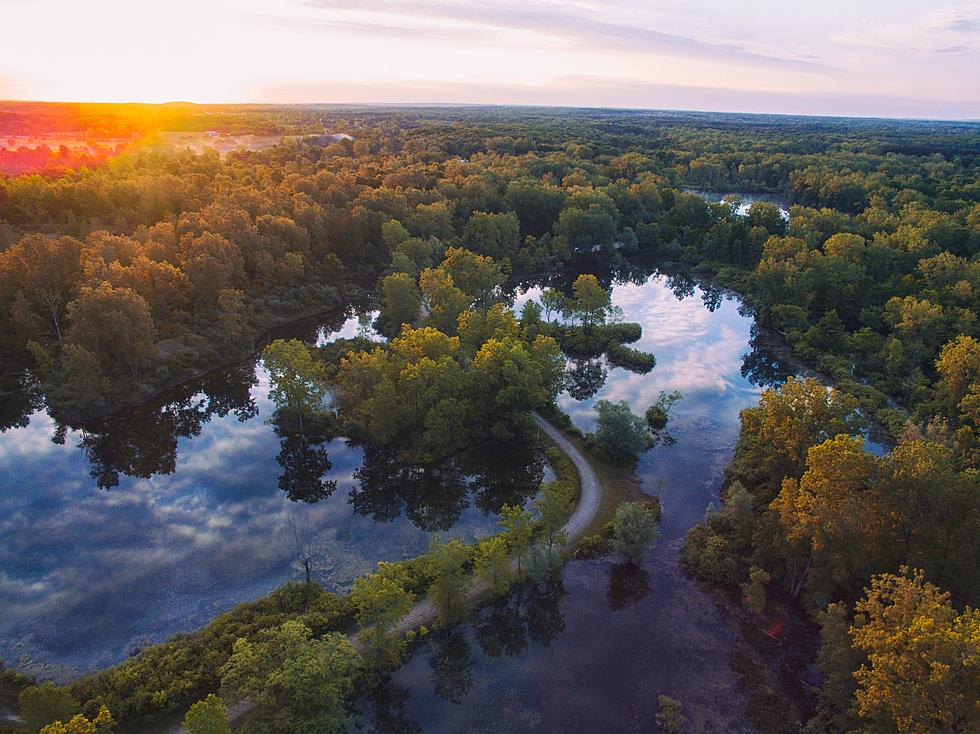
<box><xmin>419</xmin><ymin>266</ymin><xmax>469</xmax><ymax>335</ymax></box>
<box><xmin>592</xmin><ymin>399</ymin><xmax>651</xmax><ymax>461</ymax></box>
<box><xmin>262</xmin><ymin>339</ymin><xmax>327</xmax><ymax>433</ymax></box>
<box><xmin>469</xmin><ymin>333</ymin><xmax>565</xmax><ymax>440</ymax></box>
<box><xmin>500</xmin><ymin>504</ymin><xmax>534</xmax><ymax>574</ymax></box>
<box><xmin>182</xmin><ymin>694</ymin><xmax>231</xmax><ymax>734</ymax></box>
<box><xmin>47</xmin><ymin>343</ymin><xmax>109</xmax><ymax>418</ymax></box>
<box><xmin>18</xmin><ymin>682</ymin><xmax>78</xmax><ymax>730</ymax></box>
<box><xmin>220</xmin><ymin>621</ymin><xmax>360</xmax><ymax>734</ymax></box>
<box><xmin>535</xmin><ymin>478</ymin><xmax>576</xmax><ymax>548</ymax></box>
<box><xmin>741</xmin><ymin>566</ymin><xmax>770</xmax><ymax>615</ymax></box>
<box><xmin>377</xmin><ymin>272</ymin><xmax>422</xmax><ymax>337</ymax></box>
<box><xmin>438</xmin><ymin>247</ymin><xmax>506</xmax><ymax>310</ymax></box>
<box><xmin>462</xmin><ymin>211</ymin><xmax>520</xmax><ymax>261</ymax></box>
<box><xmin>807</xmin><ymin>602</ymin><xmax>861</xmax><ymax>734</ymax></box>
<box><xmin>612</xmin><ymin>501</ymin><xmax>660</xmax><ymax>563</ymax></box>
<box><xmin>571</xmin><ymin>274</ymin><xmax>611</xmax><ymax>328</ymax></box>
<box><xmin>540</xmin><ymin>287</ymin><xmax>565</xmax><ymax>323</ymax></box>
<box><xmin>427</xmin><ymin>535</ymin><xmax>469</xmax><ymax>626</ymax></box>
<box><xmin>474</xmin><ymin>536</ymin><xmax>512</xmax><ymax>596</ymax></box>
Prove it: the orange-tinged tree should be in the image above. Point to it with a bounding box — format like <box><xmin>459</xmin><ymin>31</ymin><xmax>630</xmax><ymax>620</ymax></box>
<box><xmin>850</xmin><ymin>567</ymin><xmax>980</xmax><ymax>734</ymax></box>
<box><xmin>64</xmin><ymin>281</ymin><xmax>156</xmax><ymax>378</ymax></box>
<box><xmin>731</xmin><ymin>377</ymin><xmax>863</xmax><ymax>502</ymax></box>
<box><xmin>770</xmin><ymin>434</ymin><xmax>880</xmax><ymax>603</ymax></box>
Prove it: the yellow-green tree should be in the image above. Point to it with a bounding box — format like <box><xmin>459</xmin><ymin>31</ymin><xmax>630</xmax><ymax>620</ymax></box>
<box><xmin>219</xmin><ymin>621</ymin><xmax>360</xmax><ymax>734</ymax></box>
<box><xmin>474</xmin><ymin>536</ymin><xmax>512</xmax><ymax>595</ymax></box>
<box><xmin>350</xmin><ymin>562</ymin><xmax>415</xmax><ymax>672</ymax></box>
<box><xmin>182</xmin><ymin>694</ymin><xmax>231</xmax><ymax>734</ymax></box>
<box><xmin>770</xmin><ymin>435</ymin><xmax>880</xmax><ymax>603</ymax></box>
<box><xmin>39</xmin><ymin>706</ymin><xmax>114</xmax><ymax>734</ymax></box>
<box><xmin>262</xmin><ymin>338</ymin><xmax>326</xmax><ymax>433</ymax></box>
<box><xmin>850</xmin><ymin>567</ymin><xmax>980</xmax><ymax>733</ymax></box>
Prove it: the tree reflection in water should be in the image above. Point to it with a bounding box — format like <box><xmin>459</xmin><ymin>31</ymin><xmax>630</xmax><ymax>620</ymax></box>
<box><xmin>739</xmin><ymin>323</ymin><xmax>796</xmax><ymax>388</ymax></box>
<box><xmin>72</xmin><ymin>362</ymin><xmax>259</xmax><ymax>489</ymax></box>
<box><xmin>564</xmin><ymin>358</ymin><xmax>607</xmax><ymax>401</ymax></box>
<box><xmin>0</xmin><ymin>371</ymin><xmax>43</xmax><ymax>432</ymax></box>
<box><xmin>363</xmin><ymin>680</ymin><xmax>422</xmax><ymax>734</ymax></box>
<box><xmin>475</xmin><ymin>579</ymin><xmax>567</xmax><ymax>658</ymax></box>
<box><xmin>275</xmin><ymin>432</ymin><xmax>337</xmax><ymax>503</ymax></box>
<box><xmin>349</xmin><ymin>434</ymin><xmax>546</xmax><ymax>532</ymax></box>
<box><xmin>606</xmin><ymin>561</ymin><xmax>652</xmax><ymax>611</ymax></box>
<box><xmin>429</xmin><ymin>631</ymin><xmax>474</xmax><ymax>704</ymax></box>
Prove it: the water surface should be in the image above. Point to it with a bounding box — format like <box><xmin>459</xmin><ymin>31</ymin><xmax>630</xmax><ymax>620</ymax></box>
<box><xmin>364</xmin><ymin>270</ymin><xmax>789</xmax><ymax>733</ymax></box>
<box><xmin>0</xmin><ymin>313</ymin><xmax>541</xmax><ymax>677</ymax></box>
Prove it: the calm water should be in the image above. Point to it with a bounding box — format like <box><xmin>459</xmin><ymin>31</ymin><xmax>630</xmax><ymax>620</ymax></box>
<box><xmin>687</xmin><ymin>189</ymin><xmax>791</xmax><ymax>218</ymax></box>
<box><xmin>0</xmin><ymin>313</ymin><xmax>544</xmax><ymax>677</ymax></box>
<box><xmin>362</xmin><ymin>270</ymin><xmax>794</xmax><ymax>734</ymax></box>
<box><xmin>0</xmin><ymin>252</ymin><xmax>800</xmax><ymax>731</ymax></box>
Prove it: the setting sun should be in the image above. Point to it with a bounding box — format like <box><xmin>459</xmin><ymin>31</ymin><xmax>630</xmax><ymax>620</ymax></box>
<box><xmin>2</xmin><ymin>0</ymin><xmax>978</xmax><ymax>117</ymax></box>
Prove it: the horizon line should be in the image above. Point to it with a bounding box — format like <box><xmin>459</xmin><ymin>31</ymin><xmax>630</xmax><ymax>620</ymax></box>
<box><xmin>1</xmin><ymin>98</ymin><xmax>979</xmax><ymax>125</ymax></box>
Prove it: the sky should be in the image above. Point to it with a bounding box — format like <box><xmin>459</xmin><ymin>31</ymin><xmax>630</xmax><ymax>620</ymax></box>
<box><xmin>1</xmin><ymin>0</ymin><xmax>978</xmax><ymax>119</ymax></box>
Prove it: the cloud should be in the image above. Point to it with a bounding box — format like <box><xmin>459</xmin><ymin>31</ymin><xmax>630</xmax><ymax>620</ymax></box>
<box><xmin>835</xmin><ymin>3</ymin><xmax>980</xmax><ymax>56</ymax></box>
<box><xmin>253</xmin><ymin>75</ymin><xmax>980</xmax><ymax>119</ymax></box>
<box><xmin>296</xmin><ymin>0</ymin><xmax>830</xmax><ymax>72</ymax></box>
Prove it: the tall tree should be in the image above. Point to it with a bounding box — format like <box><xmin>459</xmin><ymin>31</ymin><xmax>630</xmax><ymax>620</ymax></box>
<box><xmin>262</xmin><ymin>339</ymin><xmax>327</xmax><ymax>433</ymax></box>
<box><xmin>220</xmin><ymin>621</ymin><xmax>360</xmax><ymax>734</ymax></box>
<box><xmin>64</xmin><ymin>281</ymin><xmax>156</xmax><ymax>378</ymax></box>
<box><xmin>850</xmin><ymin>568</ymin><xmax>980</xmax><ymax>734</ymax></box>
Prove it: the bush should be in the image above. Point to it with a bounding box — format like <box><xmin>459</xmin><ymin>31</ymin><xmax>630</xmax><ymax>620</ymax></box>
<box><xmin>656</xmin><ymin>695</ymin><xmax>685</xmax><ymax>733</ymax></box>
<box><xmin>590</xmin><ymin>399</ymin><xmax>652</xmax><ymax>461</ymax></box>
<box><xmin>612</xmin><ymin>501</ymin><xmax>661</xmax><ymax>563</ymax></box>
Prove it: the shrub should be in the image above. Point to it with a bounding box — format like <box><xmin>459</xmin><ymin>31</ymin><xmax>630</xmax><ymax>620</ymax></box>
<box><xmin>656</xmin><ymin>695</ymin><xmax>685</xmax><ymax>733</ymax></box>
<box><xmin>612</xmin><ymin>501</ymin><xmax>660</xmax><ymax>563</ymax></box>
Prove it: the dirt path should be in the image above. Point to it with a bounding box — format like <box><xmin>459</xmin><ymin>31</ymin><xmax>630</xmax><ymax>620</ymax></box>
<box><xmin>390</xmin><ymin>411</ymin><xmax>602</xmax><ymax>636</ymax></box>
<box><xmin>531</xmin><ymin>411</ymin><xmax>601</xmax><ymax>544</ymax></box>
<box><xmin>169</xmin><ymin>411</ymin><xmax>602</xmax><ymax>732</ymax></box>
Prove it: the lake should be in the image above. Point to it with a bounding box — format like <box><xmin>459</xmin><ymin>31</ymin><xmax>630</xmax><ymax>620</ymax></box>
<box><xmin>0</xmin><ymin>314</ymin><xmax>545</xmax><ymax>678</ymax></box>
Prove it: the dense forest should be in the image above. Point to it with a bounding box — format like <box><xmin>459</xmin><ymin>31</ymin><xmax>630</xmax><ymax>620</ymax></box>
<box><xmin>1</xmin><ymin>104</ymin><xmax>977</xmax><ymax>733</ymax></box>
